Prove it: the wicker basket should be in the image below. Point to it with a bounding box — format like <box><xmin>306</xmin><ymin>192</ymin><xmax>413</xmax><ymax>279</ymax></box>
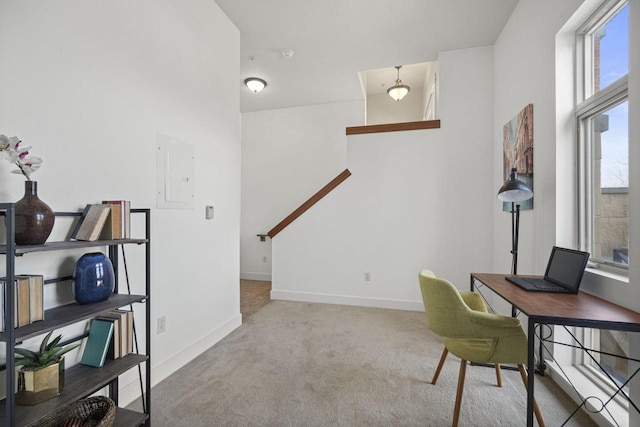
<box><xmin>35</xmin><ymin>396</ymin><xmax>116</xmax><ymax>427</ymax></box>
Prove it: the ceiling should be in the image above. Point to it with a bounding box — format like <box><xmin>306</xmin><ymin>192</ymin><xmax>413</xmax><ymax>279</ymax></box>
<box><xmin>214</xmin><ymin>0</ymin><xmax>519</xmax><ymax>113</ymax></box>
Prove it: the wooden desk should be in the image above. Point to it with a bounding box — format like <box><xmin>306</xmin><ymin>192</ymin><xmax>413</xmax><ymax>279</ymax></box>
<box><xmin>471</xmin><ymin>273</ymin><xmax>640</xmax><ymax>427</ymax></box>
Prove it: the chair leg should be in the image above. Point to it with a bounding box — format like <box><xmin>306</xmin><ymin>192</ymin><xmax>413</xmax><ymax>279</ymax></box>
<box><xmin>495</xmin><ymin>363</ymin><xmax>503</xmax><ymax>387</ymax></box>
<box><xmin>432</xmin><ymin>347</ymin><xmax>449</xmax><ymax>385</ymax></box>
<box><xmin>517</xmin><ymin>364</ymin><xmax>545</xmax><ymax>427</ymax></box>
<box><xmin>452</xmin><ymin>359</ymin><xmax>467</xmax><ymax>427</ymax></box>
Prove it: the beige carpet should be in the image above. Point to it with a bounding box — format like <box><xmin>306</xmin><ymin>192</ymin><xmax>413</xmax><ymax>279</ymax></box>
<box><xmin>134</xmin><ymin>301</ymin><xmax>596</xmax><ymax>426</ymax></box>
<box><xmin>240</xmin><ymin>279</ymin><xmax>272</xmax><ymax>321</ymax></box>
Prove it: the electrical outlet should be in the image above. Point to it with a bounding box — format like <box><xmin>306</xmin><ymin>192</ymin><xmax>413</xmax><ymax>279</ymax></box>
<box><xmin>364</xmin><ymin>272</ymin><xmax>372</xmax><ymax>282</ymax></box>
<box><xmin>263</xmin><ymin>256</ymin><xmax>267</xmax><ymax>263</ymax></box>
<box><xmin>157</xmin><ymin>315</ymin><xmax>166</xmax><ymax>334</ymax></box>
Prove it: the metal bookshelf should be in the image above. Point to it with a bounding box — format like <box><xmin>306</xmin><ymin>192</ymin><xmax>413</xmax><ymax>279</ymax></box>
<box><xmin>0</xmin><ymin>204</ymin><xmax>151</xmax><ymax>427</ymax></box>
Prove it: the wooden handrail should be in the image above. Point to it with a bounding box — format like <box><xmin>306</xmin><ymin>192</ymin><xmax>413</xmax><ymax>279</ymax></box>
<box><xmin>346</xmin><ymin>119</ymin><xmax>440</xmax><ymax>135</ymax></box>
<box><xmin>268</xmin><ymin>169</ymin><xmax>352</xmax><ymax>238</ymax></box>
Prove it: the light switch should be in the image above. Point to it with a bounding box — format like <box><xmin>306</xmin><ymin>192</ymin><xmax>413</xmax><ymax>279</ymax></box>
<box><xmin>206</xmin><ymin>205</ymin><xmax>214</xmax><ymax>219</ymax></box>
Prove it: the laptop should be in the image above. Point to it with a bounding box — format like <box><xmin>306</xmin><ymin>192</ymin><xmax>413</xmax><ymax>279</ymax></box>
<box><xmin>505</xmin><ymin>246</ymin><xmax>590</xmax><ymax>293</ymax></box>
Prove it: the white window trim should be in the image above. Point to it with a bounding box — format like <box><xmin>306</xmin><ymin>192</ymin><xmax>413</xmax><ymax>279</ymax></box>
<box><xmin>576</xmin><ymin>10</ymin><xmax>629</xmax><ymax>272</ymax></box>
<box><xmin>576</xmin><ymin>89</ymin><xmax>629</xmax><ymax>272</ymax></box>
<box><xmin>576</xmin><ymin>0</ymin><xmax>628</xmax><ymax>102</ymax></box>
<box><xmin>576</xmin><ymin>75</ymin><xmax>628</xmax><ymax>118</ymax></box>
<box><xmin>552</xmin><ymin>2</ymin><xmax>633</xmax><ymax>425</ymax></box>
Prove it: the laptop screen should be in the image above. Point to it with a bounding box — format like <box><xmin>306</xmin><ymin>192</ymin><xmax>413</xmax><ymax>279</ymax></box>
<box><xmin>544</xmin><ymin>246</ymin><xmax>590</xmax><ymax>291</ymax></box>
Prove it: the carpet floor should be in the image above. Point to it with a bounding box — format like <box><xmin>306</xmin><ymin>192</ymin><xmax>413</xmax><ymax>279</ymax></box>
<box><xmin>135</xmin><ymin>301</ymin><xmax>596</xmax><ymax>426</ymax></box>
<box><xmin>240</xmin><ymin>280</ymin><xmax>272</xmax><ymax>321</ymax></box>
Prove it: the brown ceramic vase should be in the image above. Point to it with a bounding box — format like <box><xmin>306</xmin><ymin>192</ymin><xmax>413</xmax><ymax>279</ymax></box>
<box><xmin>14</xmin><ymin>181</ymin><xmax>55</xmax><ymax>245</ymax></box>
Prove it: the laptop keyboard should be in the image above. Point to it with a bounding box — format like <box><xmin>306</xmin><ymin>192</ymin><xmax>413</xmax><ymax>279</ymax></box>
<box><xmin>526</xmin><ymin>278</ymin><xmax>561</xmax><ymax>290</ymax></box>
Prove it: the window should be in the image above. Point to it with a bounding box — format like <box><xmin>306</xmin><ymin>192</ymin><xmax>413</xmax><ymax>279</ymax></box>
<box><xmin>577</xmin><ymin>0</ymin><xmax>629</xmax><ymax>269</ymax></box>
<box><xmin>575</xmin><ymin>0</ymin><xmax>630</xmax><ymax>401</ymax></box>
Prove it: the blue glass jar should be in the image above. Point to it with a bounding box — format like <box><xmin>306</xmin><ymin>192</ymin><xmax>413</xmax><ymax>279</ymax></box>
<box><xmin>73</xmin><ymin>252</ymin><xmax>115</xmax><ymax>304</ymax></box>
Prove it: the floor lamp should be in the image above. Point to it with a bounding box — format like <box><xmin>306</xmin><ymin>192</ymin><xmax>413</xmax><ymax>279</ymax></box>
<box><xmin>497</xmin><ymin>168</ymin><xmax>533</xmax><ymax>275</ymax></box>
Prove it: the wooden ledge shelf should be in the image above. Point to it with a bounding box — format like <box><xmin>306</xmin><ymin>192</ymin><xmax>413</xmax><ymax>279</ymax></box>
<box><xmin>346</xmin><ymin>119</ymin><xmax>440</xmax><ymax>135</ymax></box>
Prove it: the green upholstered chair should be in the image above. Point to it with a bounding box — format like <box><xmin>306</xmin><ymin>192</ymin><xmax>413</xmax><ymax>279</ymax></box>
<box><xmin>418</xmin><ymin>270</ymin><xmax>544</xmax><ymax>427</ymax></box>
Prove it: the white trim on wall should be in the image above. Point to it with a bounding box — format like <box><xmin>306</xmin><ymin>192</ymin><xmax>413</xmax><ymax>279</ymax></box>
<box><xmin>271</xmin><ymin>290</ymin><xmax>424</xmax><ymax>312</ymax></box>
<box><xmin>119</xmin><ymin>314</ymin><xmax>242</xmax><ymax>406</ymax></box>
<box><xmin>241</xmin><ymin>272</ymin><xmax>273</xmax><ymax>281</ymax></box>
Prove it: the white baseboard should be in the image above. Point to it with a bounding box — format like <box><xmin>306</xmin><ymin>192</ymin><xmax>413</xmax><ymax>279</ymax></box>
<box><xmin>118</xmin><ymin>312</ymin><xmax>243</xmax><ymax>406</ymax></box>
<box><xmin>240</xmin><ymin>272</ymin><xmax>272</xmax><ymax>281</ymax></box>
<box><xmin>271</xmin><ymin>290</ymin><xmax>423</xmax><ymax>312</ymax></box>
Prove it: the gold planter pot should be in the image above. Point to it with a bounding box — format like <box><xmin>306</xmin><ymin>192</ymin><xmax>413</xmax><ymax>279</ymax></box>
<box><xmin>16</xmin><ymin>358</ymin><xmax>65</xmax><ymax>406</ymax></box>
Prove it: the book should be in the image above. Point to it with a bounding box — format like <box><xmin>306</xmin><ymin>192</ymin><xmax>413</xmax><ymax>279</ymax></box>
<box><xmin>123</xmin><ymin>201</ymin><xmax>131</xmax><ymax>238</ymax></box>
<box><xmin>69</xmin><ymin>204</ymin><xmax>90</xmax><ymax>240</ymax></box>
<box><xmin>108</xmin><ymin>309</ymin><xmax>128</xmax><ymax>357</ymax></box>
<box><xmin>92</xmin><ymin>310</ymin><xmax>134</xmax><ymax>360</ymax></box>
<box><xmin>113</xmin><ymin>309</ymin><xmax>133</xmax><ymax>355</ymax></box>
<box><xmin>0</xmin><ymin>277</ymin><xmax>29</xmax><ymax>331</ymax></box>
<box><xmin>126</xmin><ymin>310</ymin><xmax>133</xmax><ymax>353</ymax></box>
<box><xmin>97</xmin><ymin>314</ymin><xmax>121</xmax><ymax>359</ymax></box>
<box><xmin>21</xmin><ymin>275</ymin><xmax>44</xmax><ymax>323</ymax></box>
<box><xmin>102</xmin><ymin>200</ymin><xmax>130</xmax><ymax>239</ymax></box>
<box><xmin>11</xmin><ymin>276</ymin><xmax>31</xmax><ymax>328</ymax></box>
<box><xmin>0</xmin><ymin>276</ymin><xmax>23</xmax><ymax>332</ymax></box>
<box><xmin>29</xmin><ymin>275</ymin><xmax>44</xmax><ymax>323</ymax></box>
<box><xmin>100</xmin><ymin>201</ymin><xmax>122</xmax><ymax>240</ymax></box>
<box><xmin>71</xmin><ymin>204</ymin><xmax>111</xmax><ymax>241</ymax></box>
<box><xmin>81</xmin><ymin>319</ymin><xmax>114</xmax><ymax>367</ymax></box>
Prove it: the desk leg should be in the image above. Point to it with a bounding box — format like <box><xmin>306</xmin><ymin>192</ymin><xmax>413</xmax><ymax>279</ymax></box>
<box><xmin>527</xmin><ymin>319</ymin><xmax>535</xmax><ymax>427</ymax></box>
<box><xmin>538</xmin><ymin>336</ymin><xmax>546</xmax><ymax>376</ymax></box>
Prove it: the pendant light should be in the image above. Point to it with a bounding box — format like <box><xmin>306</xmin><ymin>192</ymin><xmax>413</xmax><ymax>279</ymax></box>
<box><xmin>387</xmin><ymin>66</ymin><xmax>410</xmax><ymax>101</ymax></box>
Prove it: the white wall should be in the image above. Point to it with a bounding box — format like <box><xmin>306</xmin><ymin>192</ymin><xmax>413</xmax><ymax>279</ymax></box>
<box><xmin>366</xmin><ymin>90</ymin><xmax>425</xmax><ymax>125</ymax></box>
<box><xmin>493</xmin><ymin>0</ymin><xmax>640</xmax><ymax>308</ymax></box>
<box><xmin>495</xmin><ymin>1</ymin><xmax>640</xmax><ymax>424</ymax></box>
<box><xmin>492</xmin><ymin>0</ymin><xmax>585</xmax><ymax>280</ymax></box>
<box><xmin>489</xmin><ymin>0</ymin><xmax>586</xmax><ymax>321</ymax></box>
<box><xmin>0</xmin><ymin>0</ymin><xmax>240</xmax><ymax>404</ymax></box>
<box><xmin>240</xmin><ymin>101</ymin><xmax>362</xmax><ymax>280</ymax></box>
<box><xmin>271</xmin><ymin>46</ymin><xmax>494</xmax><ymax>309</ymax></box>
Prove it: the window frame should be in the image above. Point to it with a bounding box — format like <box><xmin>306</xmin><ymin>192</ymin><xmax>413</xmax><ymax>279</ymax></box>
<box><xmin>575</xmin><ymin>0</ymin><xmax>629</xmax><ymax>273</ymax></box>
<box><xmin>570</xmin><ymin>1</ymin><xmax>631</xmax><ymax>415</ymax></box>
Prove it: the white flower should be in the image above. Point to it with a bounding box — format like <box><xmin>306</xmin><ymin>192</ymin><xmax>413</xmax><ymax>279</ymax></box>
<box><xmin>0</xmin><ymin>134</ymin><xmax>43</xmax><ymax>180</ymax></box>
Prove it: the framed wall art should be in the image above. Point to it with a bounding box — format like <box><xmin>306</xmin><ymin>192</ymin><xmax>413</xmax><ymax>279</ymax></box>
<box><xmin>502</xmin><ymin>103</ymin><xmax>534</xmax><ymax>210</ymax></box>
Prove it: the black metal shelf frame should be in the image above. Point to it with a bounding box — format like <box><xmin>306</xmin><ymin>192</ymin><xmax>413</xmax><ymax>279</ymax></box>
<box><xmin>0</xmin><ymin>204</ymin><xmax>151</xmax><ymax>427</ymax></box>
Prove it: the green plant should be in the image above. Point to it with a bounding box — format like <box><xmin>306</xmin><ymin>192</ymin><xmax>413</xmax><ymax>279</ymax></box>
<box><xmin>15</xmin><ymin>331</ymin><xmax>80</xmax><ymax>370</ymax></box>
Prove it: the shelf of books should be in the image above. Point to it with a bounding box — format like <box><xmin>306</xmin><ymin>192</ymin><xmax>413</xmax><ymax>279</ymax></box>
<box><xmin>0</xmin><ymin>293</ymin><xmax>145</xmax><ymax>343</ymax></box>
<box><xmin>0</xmin><ymin>203</ymin><xmax>151</xmax><ymax>427</ymax></box>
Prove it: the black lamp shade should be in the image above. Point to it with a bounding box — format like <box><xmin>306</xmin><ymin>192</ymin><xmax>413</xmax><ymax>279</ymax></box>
<box><xmin>497</xmin><ymin>168</ymin><xmax>533</xmax><ymax>202</ymax></box>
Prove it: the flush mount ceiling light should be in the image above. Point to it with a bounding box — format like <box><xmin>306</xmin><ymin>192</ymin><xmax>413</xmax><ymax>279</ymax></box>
<box><xmin>387</xmin><ymin>65</ymin><xmax>410</xmax><ymax>101</ymax></box>
<box><xmin>244</xmin><ymin>77</ymin><xmax>267</xmax><ymax>93</ymax></box>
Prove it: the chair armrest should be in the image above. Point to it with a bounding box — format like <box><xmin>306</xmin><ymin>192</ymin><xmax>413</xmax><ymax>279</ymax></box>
<box><xmin>469</xmin><ymin>310</ymin><xmax>522</xmax><ymax>329</ymax></box>
<box><xmin>460</xmin><ymin>292</ymin><xmax>487</xmax><ymax>313</ymax></box>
